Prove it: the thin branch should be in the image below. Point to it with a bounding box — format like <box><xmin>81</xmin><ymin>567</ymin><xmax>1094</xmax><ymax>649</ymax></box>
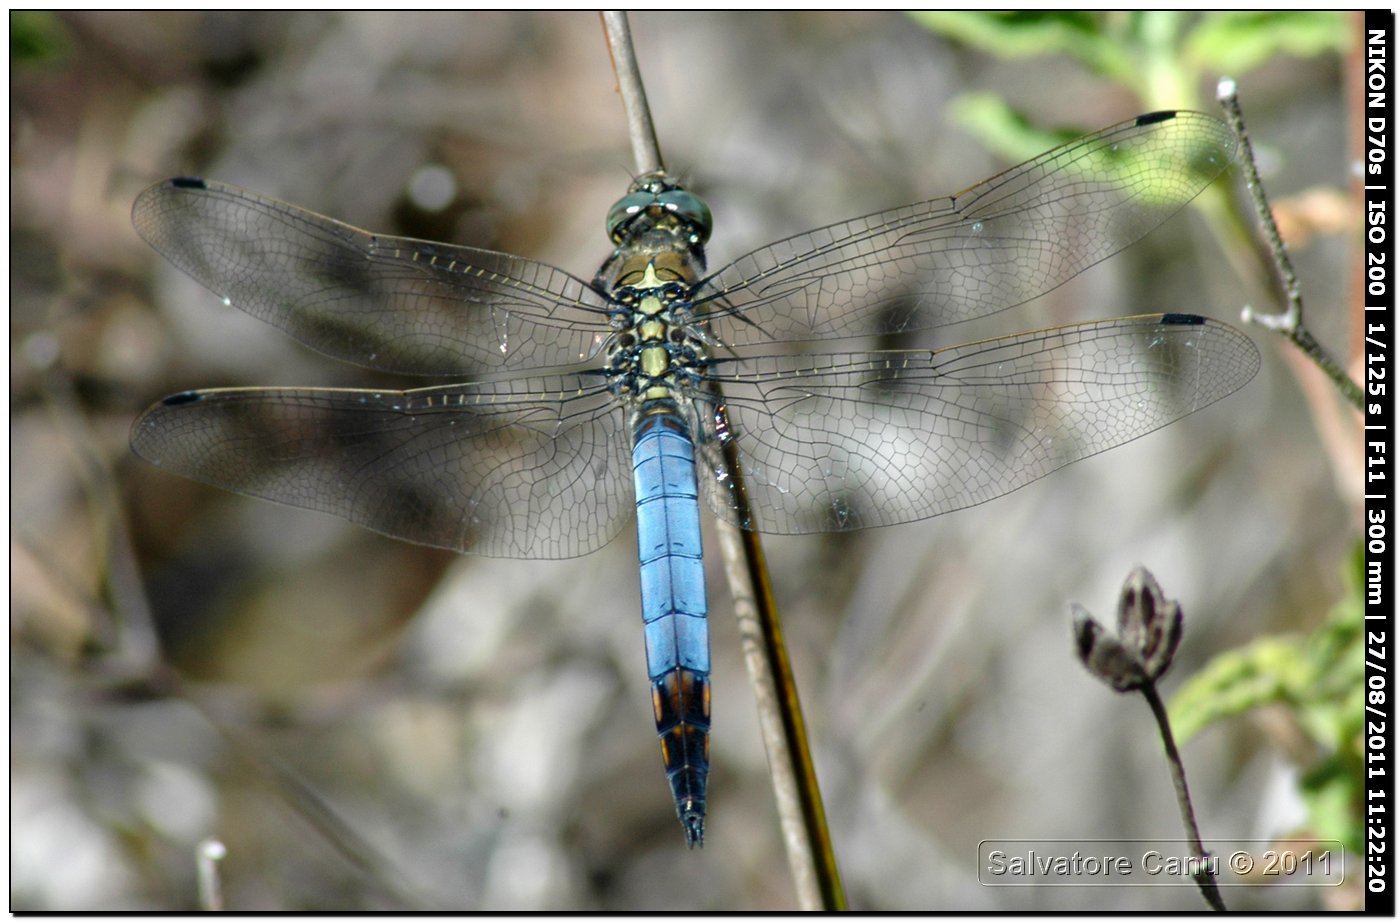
<box><xmin>196</xmin><ymin>838</ymin><xmax>226</xmax><ymax>911</ymax></box>
<box><xmin>713</xmin><ymin>422</ymin><xmax>847</xmax><ymax>911</ymax></box>
<box><xmin>210</xmin><ymin>708</ymin><xmax>434</xmax><ymax>910</ymax></box>
<box><xmin>1217</xmin><ymin>77</ymin><xmax>1363</xmax><ymax>409</ymax></box>
<box><xmin>600</xmin><ymin>12</ymin><xmax>664</xmax><ymax>175</ymax></box>
<box><xmin>1142</xmin><ymin>685</ymin><xmax>1227</xmax><ymax>912</ymax></box>
<box><xmin>35</xmin><ymin>356</ymin><xmax>161</xmax><ymax>670</ymax></box>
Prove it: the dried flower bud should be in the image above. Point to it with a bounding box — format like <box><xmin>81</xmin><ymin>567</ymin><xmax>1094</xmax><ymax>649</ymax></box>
<box><xmin>1072</xmin><ymin>567</ymin><xmax>1185</xmax><ymax>692</ymax></box>
<box><xmin>1117</xmin><ymin>566</ymin><xmax>1183</xmax><ymax>682</ymax></box>
<box><xmin>1073</xmin><ymin>603</ymin><xmax>1148</xmax><ymax>692</ymax></box>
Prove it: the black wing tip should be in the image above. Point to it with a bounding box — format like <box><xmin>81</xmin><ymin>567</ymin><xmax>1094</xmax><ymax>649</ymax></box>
<box><xmin>1159</xmin><ymin>312</ymin><xmax>1207</xmax><ymax>327</ymax></box>
<box><xmin>160</xmin><ymin>390</ymin><xmax>205</xmax><ymax>406</ymax></box>
<box><xmin>1135</xmin><ymin>110</ymin><xmax>1179</xmax><ymax>127</ymax></box>
<box><xmin>169</xmin><ymin>176</ymin><xmax>208</xmax><ymax>190</ymax></box>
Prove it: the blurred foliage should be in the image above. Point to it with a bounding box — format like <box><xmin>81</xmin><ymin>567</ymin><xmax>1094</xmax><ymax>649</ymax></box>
<box><xmin>11</xmin><ymin>11</ymin><xmax>69</xmax><ymax>65</ymax></box>
<box><xmin>1169</xmin><ymin>543</ymin><xmax>1364</xmax><ymax>852</ymax></box>
<box><xmin>912</xmin><ymin>11</ymin><xmax>1348</xmax><ymax>162</ymax></box>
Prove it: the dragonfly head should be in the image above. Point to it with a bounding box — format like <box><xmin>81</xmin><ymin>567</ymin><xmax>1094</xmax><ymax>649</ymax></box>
<box><xmin>606</xmin><ymin>172</ymin><xmax>712</xmax><ymax>247</ymax></box>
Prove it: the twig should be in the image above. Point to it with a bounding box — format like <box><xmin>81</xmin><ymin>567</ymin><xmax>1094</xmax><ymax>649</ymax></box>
<box><xmin>1217</xmin><ymin>77</ymin><xmax>1363</xmax><ymax>409</ymax></box>
<box><xmin>1142</xmin><ymin>685</ymin><xmax>1227</xmax><ymax>912</ymax></box>
<box><xmin>712</xmin><ymin>426</ymin><xmax>847</xmax><ymax>911</ymax></box>
<box><xmin>600</xmin><ymin>12</ymin><xmax>663</xmax><ymax>175</ymax></box>
<box><xmin>210</xmin><ymin>712</ymin><xmax>434</xmax><ymax>910</ymax></box>
<box><xmin>91</xmin><ymin>662</ymin><xmax>433</xmax><ymax>909</ymax></box>
<box><xmin>33</xmin><ymin>353</ymin><xmax>161</xmax><ymax>670</ymax></box>
<box><xmin>598</xmin><ymin>12</ymin><xmax>846</xmax><ymax>909</ymax></box>
<box><xmin>196</xmin><ymin>838</ymin><xmax>226</xmax><ymax>911</ymax></box>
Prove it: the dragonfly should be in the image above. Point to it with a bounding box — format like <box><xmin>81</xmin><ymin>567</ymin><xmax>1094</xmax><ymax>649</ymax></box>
<box><xmin>130</xmin><ymin>110</ymin><xmax>1259</xmax><ymax>847</ymax></box>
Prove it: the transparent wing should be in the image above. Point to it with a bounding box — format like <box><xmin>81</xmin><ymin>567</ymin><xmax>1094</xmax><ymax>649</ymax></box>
<box><xmin>697</xmin><ymin>314</ymin><xmax>1258</xmax><ymax>534</ymax></box>
<box><xmin>698</xmin><ymin>111</ymin><xmax>1237</xmax><ymax>345</ymax></box>
<box><xmin>131</xmin><ymin>376</ymin><xmax>631</xmax><ymax>559</ymax></box>
<box><xmin>131</xmin><ymin>178</ymin><xmax>614</xmax><ymax>377</ymax></box>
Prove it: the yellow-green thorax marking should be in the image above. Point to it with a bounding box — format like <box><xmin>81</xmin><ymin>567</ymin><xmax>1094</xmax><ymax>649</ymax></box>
<box><xmin>605</xmin><ymin>253</ymin><xmax>708</xmax><ymax>412</ymax></box>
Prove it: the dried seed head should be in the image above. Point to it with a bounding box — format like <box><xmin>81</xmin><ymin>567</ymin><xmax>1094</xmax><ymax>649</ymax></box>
<box><xmin>1073</xmin><ymin>603</ymin><xmax>1149</xmax><ymax>692</ymax></box>
<box><xmin>1117</xmin><ymin>566</ymin><xmax>1183</xmax><ymax>681</ymax></box>
<box><xmin>1072</xmin><ymin>567</ymin><xmax>1186</xmax><ymax>692</ymax></box>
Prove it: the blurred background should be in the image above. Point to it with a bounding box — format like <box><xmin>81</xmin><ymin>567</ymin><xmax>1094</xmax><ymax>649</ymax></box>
<box><xmin>11</xmin><ymin>11</ymin><xmax>1361</xmax><ymax>910</ymax></box>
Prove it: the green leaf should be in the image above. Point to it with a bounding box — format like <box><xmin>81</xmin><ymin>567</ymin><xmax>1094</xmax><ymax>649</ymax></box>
<box><xmin>1184</xmin><ymin>11</ymin><xmax>1349</xmax><ymax>76</ymax></box>
<box><xmin>1170</xmin><ymin>545</ymin><xmax>1362</xmax><ymax>746</ymax></box>
<box><xmin>11</xmin><ymin>11</ymin><xmax>68</xmax><ymax>65</ymax></box>
<box><xmin>1167</xmin><ymin>636</ymin><xmax>1304</xmax><ymax>741</ymax></box>
<box><xmin>944</xmin><ymin>94</ymin><xmax>1082</xmax><ymax>166</ymax></box>
<box><xmin>910</xmin><ymin>11</ymin><xmax>1134</xmax><ymax>81</ymax></box>
<box><xmin>1300</xmin><ymin>745</ymin><xmax>1363</xmax><ymax>853</ymax></box>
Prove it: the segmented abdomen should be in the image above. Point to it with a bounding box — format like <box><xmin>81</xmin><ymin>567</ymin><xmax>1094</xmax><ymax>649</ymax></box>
<box><xmin>632</xmin><ymin>409</ymin><xmax>711</xmax><ymax>846</ymax></box>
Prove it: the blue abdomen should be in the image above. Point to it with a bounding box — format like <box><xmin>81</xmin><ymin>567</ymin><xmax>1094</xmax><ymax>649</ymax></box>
<box><xmin>632</xmin><ymin>409</ymin><xmax>710</xmax><ymax>846</ymax></box>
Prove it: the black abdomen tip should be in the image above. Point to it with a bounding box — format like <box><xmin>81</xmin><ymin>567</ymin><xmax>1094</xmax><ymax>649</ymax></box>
<box><xmin>682</xmin><ymin>812</ymin><xmax>704</xmax><ymax>848</ymax></box>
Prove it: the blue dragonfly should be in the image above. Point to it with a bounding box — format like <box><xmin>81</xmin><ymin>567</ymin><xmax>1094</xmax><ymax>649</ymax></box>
<box><xmin>130</xmin><ymin>110</ymin><xmax>1259</xmax><ymax>847</ymax></box>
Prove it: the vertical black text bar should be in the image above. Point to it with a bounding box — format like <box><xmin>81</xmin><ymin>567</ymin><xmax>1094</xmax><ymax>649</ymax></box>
<box><xmin>1365</xmin><ymin>8</ymin><xmax>1395</xmax><ymax>915</ymax></box>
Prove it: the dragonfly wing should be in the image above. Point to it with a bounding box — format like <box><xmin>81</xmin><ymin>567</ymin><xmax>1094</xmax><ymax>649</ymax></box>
<box><xmin>698</xmin><ymin>111</ymin><xmax>1237</xmax><ymax>345</ymax></box>
<box><xmin>698</xmin><ymin>314</ymin><xmax>1258</xmax><ymax>534</ymax></box>
<box><xmin>131</xmin><ymin>376</ymin><xmax>631</xmax><ymax>559</ymax></box>
<box><xmin>132</xmin><ymin>178</ymin><xmax>613</xmax><ymax>377</ymax></box>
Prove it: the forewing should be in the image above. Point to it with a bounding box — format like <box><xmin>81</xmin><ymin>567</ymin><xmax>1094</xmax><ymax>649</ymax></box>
<box><xmin>131</xmin><ymin>376</ymin><xmax>631</xmax><ymax>559</ymax></box>
<box><xmin>699</xmin><ymin>111</ymin><xmax>1238</xmax><ymax>345</ymax></box>
<box><xmin>132</xmin><ymin>178</ymin><xmax>613</xmax><ymax>377</ymax></box>
<box><xmin>698</xmin><ymin>314</ymin><xmax>1258</xmax><ymax>534</ymax></box>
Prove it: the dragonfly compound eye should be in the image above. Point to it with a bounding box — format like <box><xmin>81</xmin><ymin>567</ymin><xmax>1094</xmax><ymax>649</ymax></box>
<box><xmin>656</xmin><ymin>190</ymin><xmax>712</xmax><ymax>244</ymax></box>
<box><xmin>606</xmin><ymin>192</ymin><xmax>657</xmax><ymax>243</ymax></box>
<box><xmin>605</xmin><ymin>188</ymin><xmax>713</xmax><ymax>245</ymax></box>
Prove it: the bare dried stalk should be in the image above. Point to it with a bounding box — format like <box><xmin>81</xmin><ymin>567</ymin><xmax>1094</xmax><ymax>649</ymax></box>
<box><xmin>1217</xmin><ymin>77</ymin><xmax>1363</xmax><ymax>409</ymax></box>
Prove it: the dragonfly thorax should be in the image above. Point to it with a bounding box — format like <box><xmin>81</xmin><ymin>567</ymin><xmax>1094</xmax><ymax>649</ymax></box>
<box><xmin>605</xmin><ymin>257</ymin><xmax>709</xmax><ymax>409</ymax></box>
